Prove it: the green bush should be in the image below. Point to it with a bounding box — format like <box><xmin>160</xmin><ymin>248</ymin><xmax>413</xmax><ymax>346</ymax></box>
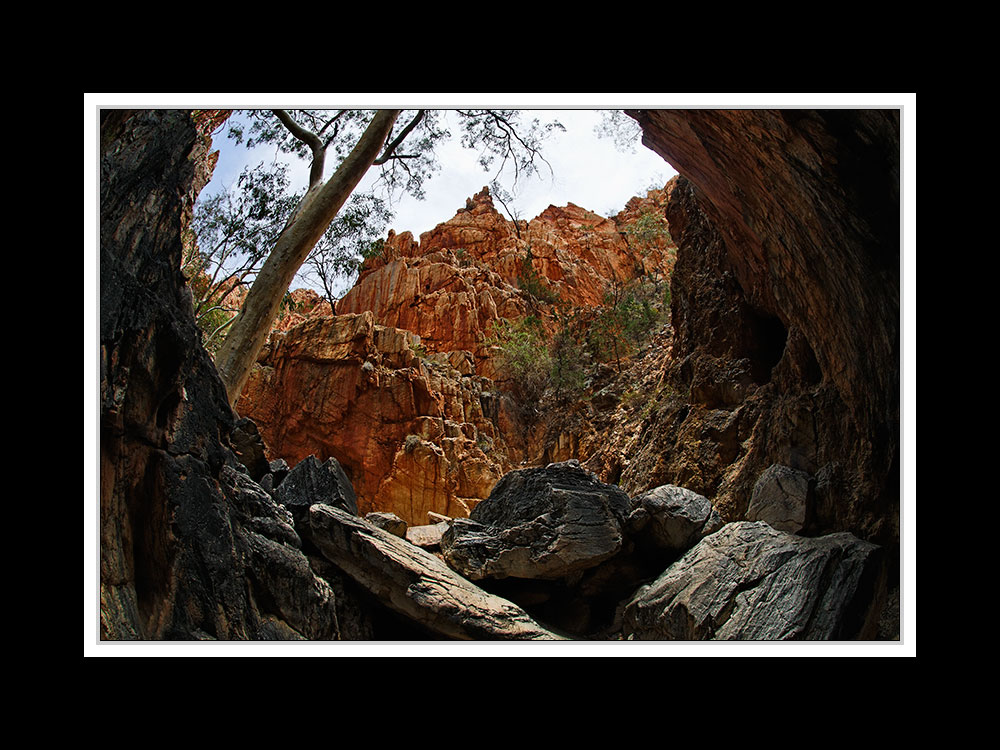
<box><xmin>622</xmin><ymin>208</ymin><xmax>673</xmax><ymax>255</ymax></box>
<box><xmin>587</xmin><ymin>277</ymin><xmax>665</xmax><ymax>371</ymax></box>
<box><xmin>488</xmin><ymin>315</ymin><xmax>552</xmax><ymax>406</ymax></box>
<box><xmin>548</xmin><ymin>322</ymin><xmax>588</xmax><ymax>398</ymax></box>
<box><xmin>490</xmin><ymin>274</ymin><xmax>665</xmax><ymax>407</ymax></box>
<box><xmin>516</xmin><ymin>246</ymin><xmax>560</xmax><ymax>305</ymax></box>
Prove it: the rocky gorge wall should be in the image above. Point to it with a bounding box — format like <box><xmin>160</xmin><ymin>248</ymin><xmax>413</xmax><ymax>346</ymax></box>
<box><xmin>99</xmin><ymin>110</ymin><xmax>366</xmax><ymax>640</ymax></box>
<box><xmin>336</xmin><ymin>185</ymin><xmax>674</xmax><ymax>374</ymax></box>
<box><xmin>626</xmin><ymin>110</ymin><xmax>900</xmax><ymax>553</ymax></box>
<box><xmin>238</xmin><ymin>311</ymin><xmax>510</xmax><ymax>523</ymax></box>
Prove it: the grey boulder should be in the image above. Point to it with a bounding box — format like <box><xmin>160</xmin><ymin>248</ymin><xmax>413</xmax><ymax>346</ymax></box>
<box><xmin>441</xmin><ymin>461</ymin><xmax>631</xmax><ymax>582</ymax></box>
<box><xmin>365</xmin><ymin>512</ymin><xmax>408</xmax><ymax>538</ymax></box>
<box><xmin>623</xmin><ymin>521</ymin><xmax>885</xmax><ymax>641</ymax></box>
<box><xmin>626</xmin><ymin>484</ymin><xmax>724</xmax><ymax>557</ymax></box>
<box><xmin>747</xmin><ymin>464</ymin><xmax>810</xmax><ymax>533</ymax></box>
<box><xmin>272</xmin><ymin>455</ymin><xmax>358</xmax><ymax>525</ymax></box>
<box><xmin>308</xmin><ymin>503</ymin><xmax>564</xmax><ymax>640</ymax></box>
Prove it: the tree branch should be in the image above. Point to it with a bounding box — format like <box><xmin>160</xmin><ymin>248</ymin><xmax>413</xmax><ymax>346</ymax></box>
<box><xmin>272</xmin><ymin>109</ymin><xmax>326</xmax><ymax>188</ymax></box>
<box><xmin>372</xmin><ymin>110</ymin><xmax>425</xmax><ymax>165</ymax></box>
<box><xmin>317</xmin><ymin>110</ymin><xmax>348</xmax><ymax>139</ymax></box>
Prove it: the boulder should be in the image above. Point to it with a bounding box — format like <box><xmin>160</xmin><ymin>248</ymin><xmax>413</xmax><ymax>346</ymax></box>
<box><xmin>365</xmin><ymin>511</ymin><xmax>408</xmax><ymax>538</ymax></box>
<box><xmin>406</xmin><ymin>521</ymin><xmax>450</xmax><ymax>550</ymax></box>
<box><xmin>440</xmin><ymin>461</ymin><xmax>631</xmax><ymax>581</ymax></box>
<box><xmin>307</xmin><ymin>503</ymin><xmax>564</xmax><ymax>640</ymax></box>
<box><xmin>747</xmin><ymin>464</ymin><xmax>810</xmax><ymax>533</ymax></box>
<box><xmin>626</xmin><ymin>484</ymin><xmax>724</xmax><ymax>558</ymax></box>
<box><xmin>272</xmin><ymin>455</ymin><xmax>358</xmax><ymax>527</ymax></box>
<box><xmin>623</xmin><ymin>521</ymin><xmax>885</xmax><ymax>640</ymax></box>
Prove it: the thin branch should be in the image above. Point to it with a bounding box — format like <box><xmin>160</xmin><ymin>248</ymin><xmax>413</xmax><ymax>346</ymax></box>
<box><xmin>372</xmin><ymin>110</ymin><xmax>426</xmax><ymax>165</ymax></box>
<box><xmin>317</xmin><ymin>110</ymin><xmax>348</xmax><ymax>139</ymax></box>
<box><xmin>203</xmin><ymin>312</ymin><xmax>240</xmax><ymax>347</ymax></box>
<box><xmin>272</xmin><ymin>109</ymin><xmax>326</xmax><ymax>188</ymax></box>
<box><xmin>491</xmin><ymin>186</ymin><xmax>522</xmax><ymax>239</ymax></box>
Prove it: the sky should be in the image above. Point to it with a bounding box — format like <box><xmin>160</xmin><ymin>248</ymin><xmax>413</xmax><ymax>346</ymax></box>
<box><xmin>201</xmin><ymin>108</ymin><xmax>678</xmax><ymax>293</ymax></box>
<box><xmin>206</xmin><ymin>109</ymin><xmax>676</xmax><ymax>233</ymax></box>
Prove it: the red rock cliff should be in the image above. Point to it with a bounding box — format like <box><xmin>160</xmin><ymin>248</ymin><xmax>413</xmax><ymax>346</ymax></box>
<box><xmin>336</xmin><ymin>186</ymin><xmax>674</xmax><ymax>374</ymax></box>
<box><xmin>237</xmin><ymin>185</ymin><xmax>677</xmax><ymax>526</ymax></box>
<box><xmin>238</xmin><ymin>312</ymin><xmax>516</xmax><ymax>525</ymax></box>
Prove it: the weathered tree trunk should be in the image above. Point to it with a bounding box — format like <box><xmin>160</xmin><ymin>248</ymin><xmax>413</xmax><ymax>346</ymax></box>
<box><xmin>214</xmin><ymin>109</ymin><xmax>402</xmax><ymax>406</ymax></box>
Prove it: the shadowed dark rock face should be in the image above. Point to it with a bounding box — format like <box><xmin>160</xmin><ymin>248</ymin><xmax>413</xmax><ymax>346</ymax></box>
<box><xmin>628</xmin><ymin>110</ymin><xmax>900</xmax><ymax>553</ymax></box>
<box><xmin>99</xmin><ymin>110</ymin><xmax>347</xmax><ymax>640</ymax></box>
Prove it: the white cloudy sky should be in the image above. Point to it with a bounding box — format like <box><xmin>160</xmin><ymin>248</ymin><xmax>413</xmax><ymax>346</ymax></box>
<box><xmin>204</xmin><ymin>108</ymin><xmax>675</xmax><ymax>239</ymax></box>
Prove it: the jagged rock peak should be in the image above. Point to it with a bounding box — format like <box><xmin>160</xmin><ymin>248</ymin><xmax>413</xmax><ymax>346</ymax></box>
<box><xmin>464</xmin><ymin>186</ymin><xmax>497</xmax><ymax>212</ymax></box>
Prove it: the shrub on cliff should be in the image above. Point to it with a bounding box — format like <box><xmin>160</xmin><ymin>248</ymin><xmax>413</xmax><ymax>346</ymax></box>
<box><xmin>622</xmin><ymin>207</ymin><xmax>673</xmax><ymax>254</ymax></box>
<box><xmin>587</xmin><ymin>276</ymin><xmax>665</xmax><ymax>371</ymax></box>
<box><xmin>548</xmin><ymin>318</ymin><xmax>588</xmax><ymax>399</ymax></box>
<box><xmin>516</xmin><ymin>246</ymin><xmax>560</xmax><ymax>305</ymax></box>
<box><xmin>488</xmin><ymin>316</ymin><xmax>552</xmax><ymax>408</ymax></box>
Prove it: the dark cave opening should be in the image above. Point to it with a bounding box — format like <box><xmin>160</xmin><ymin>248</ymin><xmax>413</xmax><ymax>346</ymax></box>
<box><xmin>743</xmin><ymin>307</ymin><xmax>788</xmax><ymax>385</ymax></box>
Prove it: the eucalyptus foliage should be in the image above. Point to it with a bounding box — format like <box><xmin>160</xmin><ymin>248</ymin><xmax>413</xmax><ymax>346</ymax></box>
<box><xmin>185</xmin><ymin>162</ymin><xmax>301</xmax><ymax>348</ymax></box>
<box><xmin>307</xmin><ymin>191</ymin><xmax>393</xmax><ymax>309</ymax></box>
